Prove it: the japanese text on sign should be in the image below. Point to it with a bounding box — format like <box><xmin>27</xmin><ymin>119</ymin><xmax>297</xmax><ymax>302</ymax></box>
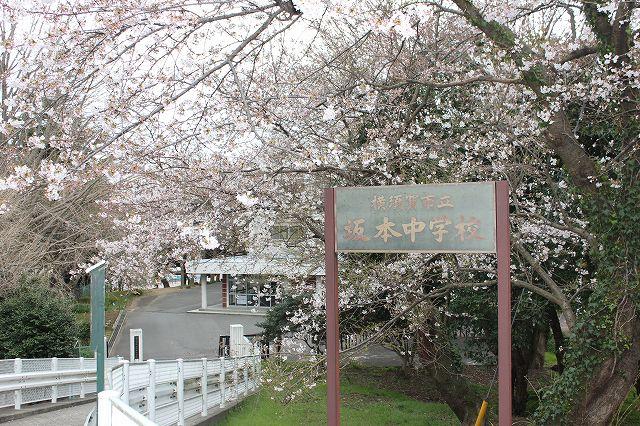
<box><xmin>335</xmin><ymin>182</ymin><xmax>496</xmax><ymax>253</ymax></box>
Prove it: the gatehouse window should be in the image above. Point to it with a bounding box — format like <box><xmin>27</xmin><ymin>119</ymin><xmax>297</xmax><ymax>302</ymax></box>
<box><xmin>228</xmin><ymin>275</ymin><xmax>279</xmax><ymax>308</ymax></box>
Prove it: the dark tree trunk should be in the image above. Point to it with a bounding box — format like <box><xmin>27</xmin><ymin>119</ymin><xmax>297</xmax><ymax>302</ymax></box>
<box><xmin>570</xmin><ymin>299</ymin><xmax>640</xmax><ymax>425</ymax></box>
<box><xmin>160</xmin><ymin>277</ymin><xmax>170</xmax><ymax>288</ymax></box>
<box><xmin>547</xmin><ymin>305</ymin><xmax>565</xmax><ymax>373</ymax></box>
<box><xmin>531</xmin><ymin>326</ymin><xmax>547</xmax><ymax>370</ymax></box>
<box><xmin>417</xmin><ymin>329</ymin><xmax>481</xmax><ymax>425</ymax></box>
<box><xmin>513</xmin><ymin>321</ymin><xmax>548</xmax><ymax>415</ymax></box>
<box><xmin>512</xmin><ymin>348</ymin><xmax>531</xmax><ymax>415</ymax></box>
<box><xmin>180</xmin><ymin>261</ymin><xmax>186</xmax><ymax>287</ymax></box>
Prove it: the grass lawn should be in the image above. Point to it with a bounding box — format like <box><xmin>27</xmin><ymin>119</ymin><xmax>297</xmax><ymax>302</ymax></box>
<box><xmin>543</xmin><ymin>351</ymin><xmax>557</xmax><ymax>368</ymax></box>
<box><xmin>221</xmin><ymin>366</ymin><xmax>458</xmax><ymax>426</ymax></box>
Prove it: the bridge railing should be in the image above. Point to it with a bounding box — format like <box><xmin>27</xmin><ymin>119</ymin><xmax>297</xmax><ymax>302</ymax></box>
<box><xmin>0</xmin><ymin>357</ymin><xmax>120</xmax><ymax>409</ymax></box>
<box><xmin>100</xmin><ymin>353</ymin><xmax>261</xmax><ymax>426</ymax></box>
<box><xmin>97</xmin><ymin>390</ymin><xmax>155</xmax><ymax>426</ymax></box>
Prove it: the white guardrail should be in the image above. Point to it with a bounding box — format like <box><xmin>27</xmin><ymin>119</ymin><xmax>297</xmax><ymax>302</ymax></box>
<box><xmin>0</xmin><ymin>357</ymin><xmax>121</xmax><ymax>409</ymax></box>
<box><xmin>92</xmin><ymin>353</ymin><xmax>261</xmax><ymax>426</ymax></box>
<box><xmin>97</xmin><ymin>390</ymin><xmax>155</xmax><ymax>426</ymax></box>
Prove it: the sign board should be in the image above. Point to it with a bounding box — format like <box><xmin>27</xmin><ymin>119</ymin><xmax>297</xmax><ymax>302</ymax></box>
<box><xmin>335</xmin><ymin>182</ymin><xmax>496</xmax><ymax>253</ymax></box>
<box><xmin>324</xmin><ymin>181</ymin><xmax>511</xmax><ymax>426</ymax></box>
<box><xmin>130</xmin><ymin>329</ymin><xmax>143</xmax><ymax>362</ymax></box>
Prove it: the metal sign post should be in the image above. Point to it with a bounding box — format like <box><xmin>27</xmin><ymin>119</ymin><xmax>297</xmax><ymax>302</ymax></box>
<box><xmin>495</xmin><ymin>181</ymin><xmax>512</xmax><ymax>423</ymax></box>
<box><xmin>324</xmin><ymin>189</ymin><xmax>340</xmax><ymax>426</ymax></box>
<box><xmin>87</xmin><ymin>260</ymin><xmax>107</xmax><ymax>394</ymax></box>
<box><xmin>324</xmin><ymin>181</ymin><xmax>511</xmax><ymax>425</ymax></box>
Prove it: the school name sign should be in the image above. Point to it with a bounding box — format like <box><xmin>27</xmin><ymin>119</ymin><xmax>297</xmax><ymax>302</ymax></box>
<box><xmin>335</xmin><ymin>182</ymin><xmax>497</xmax><ymax>253</ymax></box>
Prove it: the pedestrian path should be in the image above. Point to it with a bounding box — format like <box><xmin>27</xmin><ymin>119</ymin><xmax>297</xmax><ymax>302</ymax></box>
<box><xmin>1</xmin><ymin>400</ymin><xmax>94</xmax><ymax>426</ymax></box>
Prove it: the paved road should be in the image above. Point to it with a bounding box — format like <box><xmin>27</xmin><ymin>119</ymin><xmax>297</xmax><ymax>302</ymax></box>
<box><xmin>111</xmin><ymin>285</ymin><xmax>263</xmax><ymax>360</ymax></box>
<box><xmin>3</xmin><ymin>401</ymin><xmax>94</xmax><ymax>426</ymax></box>
<box><xmin>110</xmin><ymin>284</ymin><xmax>400</xmax><ymax>365</ymax></box>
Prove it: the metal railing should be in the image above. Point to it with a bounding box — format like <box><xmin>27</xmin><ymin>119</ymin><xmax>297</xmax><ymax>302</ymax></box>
<box><xmin>99</xmin><ymin>354</ymin><xmax>261</xmax><ymax>426</ymax></box>
<box><xmin>97</xmin><ymin>390</ymin><xmax>155</xmax><ymax>426</ymax></box>
<box><xmin>0</xmin><ymin>357</ymin><xmax>120</xmax><ymax>409</ymax></box>
<box><xmin>107</xmin><ymin>310</ymin><xmax>127</xmax><ymax>356</ymax></box>
<box><xmin>340</xmin><ymin>331</ymin><xmax>376</xmax><ymax>351</ymax></box>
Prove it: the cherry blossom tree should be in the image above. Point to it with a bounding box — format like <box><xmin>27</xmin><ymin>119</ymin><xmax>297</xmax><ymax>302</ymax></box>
<box><xmin>1</xmin><ymin>0</ymin><xmax>638</xmax><ymax>423</ymax></box>
<box><xmin>200</xmin><ymin>1</ymin><xmax>638</xmax><ymax>423</ymax></box>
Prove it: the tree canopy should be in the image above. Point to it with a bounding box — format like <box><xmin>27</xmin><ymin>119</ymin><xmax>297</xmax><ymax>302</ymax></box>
<box><xmin>0</xmin><ymin>1</ymin><xmax>638</xmax><ymax>423</ymax></box>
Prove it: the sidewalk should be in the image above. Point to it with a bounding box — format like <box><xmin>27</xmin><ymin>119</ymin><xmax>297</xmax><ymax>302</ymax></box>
<box><xmin>0</xmin><ymin>397</ymin><xmax>95</xmax><ymax>425</ymax></box>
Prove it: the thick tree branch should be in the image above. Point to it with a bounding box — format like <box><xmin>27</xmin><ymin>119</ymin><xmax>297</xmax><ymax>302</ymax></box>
<box><xmin>558</xmin><ymin>45</ymin><xmax>598</xmax><ymax>64</ymax></box>
<box><xmin>514</xmin><ymin>241</ymin><xmax>576</xmax><ymax>329</ymax></box>
<box><xmin>513</xmin><ymin>279</ymin><xmax>562</xmax><ymax>306</ymax></box>
<box><xmin>340</xmin><ymin>280</ymin><xmax>497</xmax><ymax>356</ymax></box>
<box><xmin>452</xmin><ymin>0</ymin><xmax>599</xmax><ymax>194</ymax></box>
<box><xmin>581</xmin><ymin>1</ymin><xmax>613</xmax><ymax>49</ymax></box>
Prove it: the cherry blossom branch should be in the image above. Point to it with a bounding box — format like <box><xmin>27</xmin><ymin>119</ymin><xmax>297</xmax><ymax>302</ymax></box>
<box><xmin>451</xmin><ymin>0</ymin><xmax>600</xmax><ymax>194</ymax></box>
<box><xmin>513</xmin><ymin>241</ymin><xmax>576</xmax><ymax>329</ymax></box>
<box><xmin>373</xmin><ymin>74</ymin><xmax>521</xmax><ymax>90</ymax></box>
<box><xmin>515</xmin><ymin>212</ymin><xmax>596</xmax><ymax>244</ymax></box>
<box><xmin>81</xmin><ymin>10</ymin><xmax>282</xmax><ymax>165</ymax></box>
<box><xmin>340</xmin><ymin>280</ymin><xmax>497</xmax><ymax>356</ymax></box>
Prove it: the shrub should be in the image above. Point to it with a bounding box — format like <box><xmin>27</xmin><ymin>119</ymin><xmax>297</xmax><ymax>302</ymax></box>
<box><xmin>77</xmin><ymin>316</ymin><xmax>91</xmax><ymax>342</ymax></box>
<box><xmin>0</xmin><ymin>276</ymin><xmax>79</xmax><ymax>358</ymax></box>
<box><xmin>73</xmin><ymin>303</ymin><xmax>90</xmax><ymax>313</ymax></box>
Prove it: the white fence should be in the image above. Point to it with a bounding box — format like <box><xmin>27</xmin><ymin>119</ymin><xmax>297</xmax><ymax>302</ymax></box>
<box><xmin>340</xmin><ymin>331</ymin><xmax>376</xmax><ymax>351</ymax></box>
<box><xmin>98</xmin><ymin>354</ymin><xmax>261</xmax><ymax>426</ymax></box>
<box><xmin>97</xmin><ymin>390</ymin><xmax>155</xmax><ymax>426</ymax></box>
<box><xmin>0</xmin><ymin>357</ymin><xmax>120</xmax><ymax>409</ymax></box>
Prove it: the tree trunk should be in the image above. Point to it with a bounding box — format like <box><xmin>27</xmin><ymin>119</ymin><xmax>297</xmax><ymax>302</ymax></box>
<box><xmin>417</xmin><ymin>329</ymin><xmax>481</xmax><ymax>425</ymax></box>
<box><xmin>570</xmin><ymin>299</ymin><xmax>640</xmax><ymax>425</ymax></box>
<box><xmin>547</xmin><ymin>306</ymin><xmax>565</xmax><ymax>373</ymax></box>
<box><xmin>512</xmin><ymin>348</ymin><xmax>531</xmax><ymax>415</ymax></box>
<box><xmin>531</xmin><ymin>326</ymin><xmax>547</xmax><ymax>370</ymax></box>
<box><xmin>180</xmin><ymin>261</ymin><xmax>186</xmax><ymax>287</ymax></box>
<box><xmin>160</xmin><ymin>277</ymin><xmax>170</xmax><ymax>288</ymax></box>
<box><xmin>511</xmin><ymin>320</ymin><xmax>550</xmax><ymax>415</ymax></box>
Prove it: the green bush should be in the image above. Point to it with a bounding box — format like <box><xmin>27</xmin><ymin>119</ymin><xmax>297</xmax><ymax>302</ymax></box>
<box><xmin>0</xmin><ymin>276</ymin><xmax>79</xmax><ymax>358</ymax></box>
<box><xmin>77</xmin><ymin>316</ymin><xmax>91</xmax><ymax>342</ymax></box>
<box><xmin>78</xmin><ymin>346</ymin><xmax>93</xmax><ymax>358</ymax></box>
<box><xmin>73</xmin><ymin>303</ymin><xmax>90</xmax><ymax>313</ymax></box>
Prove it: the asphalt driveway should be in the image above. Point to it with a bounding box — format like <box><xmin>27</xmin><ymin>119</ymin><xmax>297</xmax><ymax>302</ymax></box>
<box><xmin>110</xmin><ymin>284</ymin><xmax>263</xmax><ymax>360</ymax></box>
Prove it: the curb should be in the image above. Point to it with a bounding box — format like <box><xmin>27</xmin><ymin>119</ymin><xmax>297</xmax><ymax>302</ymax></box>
<box><xmin>187</xmin><ymin>309</ymin><xmax>267</xmax><ymax>317</ymax></box>
<box><xmin>185</xmin><ymin>390</ymin><xmax>258</xmax><ymax>425</ymax></box>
